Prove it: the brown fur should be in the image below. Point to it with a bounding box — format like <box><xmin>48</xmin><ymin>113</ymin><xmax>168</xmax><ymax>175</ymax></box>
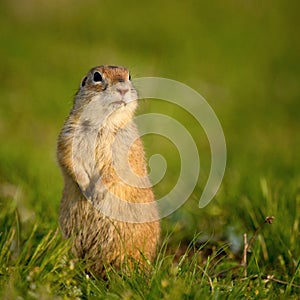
<box><xmin>57</xmin><ymin>66</ymin><xmax>160</xmax><ymax>275</ymax></box>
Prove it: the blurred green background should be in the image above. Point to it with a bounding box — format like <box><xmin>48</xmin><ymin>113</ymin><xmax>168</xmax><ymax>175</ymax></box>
<box><xmin>0</xmin><ymin>0</ymin><xmax>299</xmax><ymax>280</ymax></box>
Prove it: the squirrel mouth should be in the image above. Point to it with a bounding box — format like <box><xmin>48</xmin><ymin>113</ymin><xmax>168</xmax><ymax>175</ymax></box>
<box><xmin>111</xmin><ymin>100</ymin><xmax>126</xmax><ymax>106</ymax></box>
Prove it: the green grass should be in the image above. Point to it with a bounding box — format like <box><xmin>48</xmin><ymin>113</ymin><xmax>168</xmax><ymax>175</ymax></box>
<box><xmin>0</xmin><ymin>0</ymin><xmax>300</xmax><ymax>298</ymax></box>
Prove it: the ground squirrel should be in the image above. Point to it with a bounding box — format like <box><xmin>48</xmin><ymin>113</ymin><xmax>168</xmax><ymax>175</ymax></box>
<box><xmin>57</xmin><ymin>65</ymin><xmax>160</xmax><ymax>275</ymax></box>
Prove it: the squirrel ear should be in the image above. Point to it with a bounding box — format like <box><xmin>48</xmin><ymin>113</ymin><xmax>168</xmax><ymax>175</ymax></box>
<box><xmin>81</xmin><ymin>76</ymin><xmax>88</xmax><ymax>87</ymax></box>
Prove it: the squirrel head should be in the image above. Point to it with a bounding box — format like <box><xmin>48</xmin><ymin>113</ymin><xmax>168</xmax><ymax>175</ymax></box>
<box><xmin>72</xmin><ymin>65</ymin><xmax>138</xmax><ymax>129</ymax></box>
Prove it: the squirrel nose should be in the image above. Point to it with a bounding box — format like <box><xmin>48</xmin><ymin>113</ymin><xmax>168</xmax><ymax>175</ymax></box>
<box><xmin>117</xmin><ymin>88</ymin><xmax>129</xmax><ymax>96</ymax></box>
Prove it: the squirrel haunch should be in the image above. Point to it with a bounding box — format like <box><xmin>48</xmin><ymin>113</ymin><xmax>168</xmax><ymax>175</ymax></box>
<box><xmin>57</xmin><ymin>65</ymin><xmax>160</xmax><ymax>275</ymax></box>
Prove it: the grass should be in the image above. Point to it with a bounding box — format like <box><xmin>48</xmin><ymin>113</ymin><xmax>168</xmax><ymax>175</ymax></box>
<box><xmin>0</xmin><ymin>0</ymin><xmax>300</xmax><ymax>298</ymax></box>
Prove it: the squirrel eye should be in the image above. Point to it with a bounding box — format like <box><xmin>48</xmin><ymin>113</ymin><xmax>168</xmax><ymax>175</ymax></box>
<box><xmin>93</xmin><ymin>71</ymin><xmax>103</xmax><ymax>82</ymax></box>
<box><xmin>81</xmin><ymin>76</ymin><xmax>88</xmax><ymax>87</ymax></box>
